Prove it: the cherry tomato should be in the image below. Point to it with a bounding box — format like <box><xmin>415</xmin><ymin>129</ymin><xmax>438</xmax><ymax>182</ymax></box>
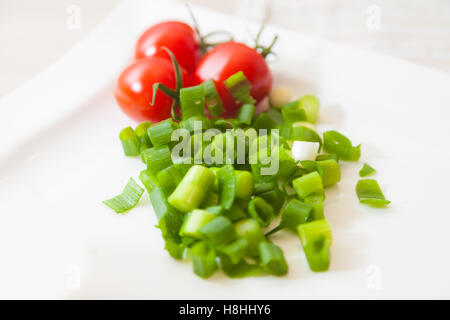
<box><xmin>194</xmin><ymin>42</ymin><xmax>272</xmax><ymax>117</ymax></box>
<box><xmin>115</xmin><ymin>56</ymin><xmax>191</xmax><ymax>122</ymax></box>
<box><xmin>135</xmin><ymin>21</ymin><xmax>201</xmax><ymax>74</ymax></box>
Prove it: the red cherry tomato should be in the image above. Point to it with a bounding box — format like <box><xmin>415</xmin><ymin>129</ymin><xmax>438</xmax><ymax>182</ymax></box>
<box><xmin>194</xmin><ymin>42</ymin><xmax>272</xmax><ymax>117</ymax></box>
<box><xmin>135</xmin><ymin>21</ymin><xmax>201</xmax><ymax>74</ymax></box>
<box><xmin>115</xmin><ymin>56</ymin><xmax>191</xmax><ymax>123</ymax></box>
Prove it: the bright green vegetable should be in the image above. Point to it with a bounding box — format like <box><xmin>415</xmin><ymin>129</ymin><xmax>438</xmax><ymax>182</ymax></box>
<box><xmin>147</xmin><ymin>118</ymin><xmax>178</xmax><ymax>147</ymax></box>
<box><xmin>164</xmin><ymin>238</ymin><xmax>185</xmax><ymax>260</ymax></box>
<box><xmin>168</xmin><ymin>165</ymin><xmax>215</xmax><ymax>212</ymax></box>
<box><xmin>143</xmin><ymin>145</ymin><xmax>173</xmax><ymax>175</ymax></box>
<box><xmin>179</xmin><ymin>209</ymin><xmax>217</xmax><ymax>239</ymax></box>
<box><xmin>258</xmin><ymin>189</ymin><xmax>285</xmax><ymax>215</ymax></box>
<box><xmin>356</xmin><ymin>179</ymin><xmax>390</xmax><ymax>206</ymax></box>
<box><xmin>234</xmin><ymin>170</ymin><xmax>253</xmax><ymax>200</ymax></box>
<box><xmin>135</xmin><ymin>121</ymin><xmax>153</xmax><ymax>152</ymax></box>
<box><xmin>299</xmin><ymin>95</ymin><xmax>320</xmax><ymax>123</ymax></box>
<box><xmin>217</xmin><ymin>165</ymin><xmax>236</xmax><ymax>210</ymax></box>
<box><xmin>199</xmin><ymin>216</ymin><xmax>236</xmax><ymax>247</ymax></box>
<box><xmin>103</xmin><ymin>178</ymin><xmax>144</xmax><ymax>213</ymax></box>
<box><xmin>221</xmin><ymin>238</ymin><xmax>248</xmax><ymax>264</ymax></box>
<box><xmin>316</xmin><ymin>159</ymin><xmax>341</xmax><ymax>187</ymax></box>
<box><xmin>119</xmin><ymin>126</ymin><xmax>140</xmax><ymax>156</ymax></box>
<box><xmin>234</xmin><ymin>218</ymin><xmax>266</xmax><ymax>257</ymax></box>
<box><xmin>323</xmin><ymin>130</ymin><xmax>360</xmax><ymax>161</ymax></box>
<box><xmin>220</xmin><ymin>256</ymin><xmax>262</xmax><ymax>278</ymax></box>
<box><xmin>237</xmin><ymin>104</ymin><xmax>255</xmax><ymax>125</ymax></box>
<box><xmin>224</xmin><ymin>71</ymin><xmax>255</xmax><ymax>105</ymax></box>
<box><xmin>292</xmin><ymin>171</ymin><xmax>324</xmax><ymax>199</ymax></box>
<box><xmin>248</xmin><ymin>197</ymin><xmax>274</xmax><ymax>227</ymax></box>
<box><xmin>281</xmin><ymin>199</ymin><xmax>313</xmax><ymax>231</ymax></box>
<box><xmin>180</xmin><ymin>84</ymin><xmax>205</xmax><ymax>120</ymax></box>
<box><xmin>359</xmin><ymin>163</ymin><xmax>376</xmax><ymax>177</ymax></box>
<box><xmin>259</xmin><ymin>242</ymin><xmax>288</xmax><ymax>276</ymax></box>
<box><xmin>203</xmin><ymin>79</ymin><xmax>223</xmax><ymax>118</ymax></box>
<box><xmin>297</xmin><ymin>219</ymin><xmax>333</xmax><ymax>247</ymax></box>
<box><xmin>156</xmin><ymin>165</ymin><xmax>184</xmax><ymax>195</ymax></box>
<box><xmin>304</xmin><ymin>193</ymin><xmax>325</xmax><ymax>220</ymax></box>
<box><xmin>223</xmin><ymin>202</ymin><xmax>248</xmax><ymax>222</ymax></box>
<box><xmin>303</xmin><ymin>234</ymin><xmax>329</xmax><ymax>272</ymax></box>
<box><xmin>191</xmin><ymin>241</ymin><xmax>217</xmax><ymax>278</ymax></box>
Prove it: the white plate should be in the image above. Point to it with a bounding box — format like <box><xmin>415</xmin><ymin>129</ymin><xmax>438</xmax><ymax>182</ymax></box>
<box><xmin>1</xmin><ymin>0</ymin><xmax>450</xmax><ymax>299</ymax></box>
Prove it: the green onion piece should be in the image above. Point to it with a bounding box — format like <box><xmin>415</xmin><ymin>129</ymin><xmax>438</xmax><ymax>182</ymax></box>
<box><xmin>191</xmin><ymin>241</ymin><xmax>217</xmax><ymax>278</ymax></box>
<box><xmin>299</xmin><ymin>95</ymin><xmax>320</xmax><ymax>123</ymax></box>
<box><xmin>234</xmin><ymin>218</ymin><xmax>266</xmax><ymax>257</ymax></box>
<box><xmin>204</xmin><ymin>205</ymin><xmax>224</xmax><ymax>215</ymax></box>
<box><xmin>281</xmin><ymin>101</ymin><xmax>307</xmax><ymax>123</ymax></box>
<box><xmin>221</xmin><ymin>238</ymin><xmax>248</xmax><ymax>264</ymax></box>
<box><xmin>223</xmin><ymin>202</ymin><xmax>248</xmax><ymax>222</ymax></box>
<box><xmin>168</xmin><ymin>165</ymin><xmax>215</xmax><ymax>212</ymax></box>
<box><xmin>199</xmin><ymin>216</ymin><xmax>236</xmax><ymax>247</ymax></box>
<box><xmin>180</xmin><ymin>116</ymin><xmax>212</xmax><ymax>133</ymax></box>
<box><xmin>139</xmin><ymin>169</ymin><xmax>159</xmax><ymax>193</ymax></box>
<box><xmin>217</xmin><ymin>165</ymin><xmax>236</xmax><ymax>210</ymax></box>
<box><xmin>252</xmin><ymin>112</ymin><xmax>277</xmax><ymax>130</ymax></box>
<box><xmin>156</xmin><ymin>165</ymin><xmax>184</xmax><ymax>195</ymax></box>
<box><xmin>150</xmin><ymin>187</ymin><xmax>184</xmax><ymax>241</ymax></box>
<box><xmin>179</xmin><ymin>209</ymin><xmax>217</xmax><ymax>239</ymax></box>
<box><xmin>135</xmin><ymin>121</ymin><xmax>153</xmax><ymax>152</ymax></box>
<box><xmin>359</xmin><ymin>163</ymin><xmax>376</xmax><ymax>177</ymax></box>
<box><xmin>237</xmin><ymin>104</ymin><xmax>255</xmax><ymax>125</ymax></box>
<box><xmin>248</xmin><ymin>197</ymin><xmax>274</xmax><ymax>227</ymax></box>
<box><xmin>220</xmin><ymin>256</ymin><xmax>262</xmax><ymax>278</ymax></box>
<box><xmin>201</xmin><ymin>192</ymin><xmax>219</xmax><ymax>208</ymax></box>
<box><xmin>280</xmin><ymin>199</ymin><xmax>313</xmax><ymax>232</ymax></box>
<box><xmin>323</xmin><ymin>130</ymin><xmax>361</xmax><ymax>161</ymax></box>
<box><xmin>180</xmin><ymin>84</ymin><xmax>205</xmax><ymax>120</ymax></box>
<box><xmin>316</xmin><ymin>159</ymin><xmax>341</xmax><ymax>187</ymax></box>
<box><xmin>119</xmin><ymin>126</ymin><xmax>140</xmax><ymax>156</ymax></box>
<box><xmin>315</xmin><ymin>153</ymin><xmax>338</xmax><ymax>161</ymax></box>
<box><xmin>303</xmin><ymin>234</ymin><xmax>329</xmax><ymax>272</ymax></box>
<box><xmin>203</xmin><ymin>79</ymin><xmax>223</xmax><ymax>118</ymax></box>
<box><xmin>224</xmin><ymin>71</ymin><xmax>255</xmax><ymax>105</ymax></box>
<box><xmin>292</xmin><ymin>171</ymin><xmax>324</xmax><ymax>199</ymax></box>
<box><xmin>258</xmin><ymin>189</ymin><xmax>286</xmax><ymax>215</ymax></box>
<box><xmin>102</xmin><ymin>178</ymin><xmax>144</xmax><ymax>213</ymax></box>
<box><xmin>144</xmin><ymin>145</ymin><xmax>173</xmax><ymax>175</ymax></box>
<box><xmin>356</xmin><ymin>179</ymin><xmax>390</xmax><ymax>206</ymax></box>
<box><xmin>234</xmin><ymin>170</ymin><xmax>253</xmax><ymax>200</ymax></box>
<box><xmin>290</xmin><ymin>126</ymin><xmax>322</xmax><ymax>144</ymax></box>
<box><xmin>253</xmin><ymin>181</ymin><xmax>276</xmax><ymax>194</ymax></box>
<box><xmin>297</xmin><ymin>219</ymin><xmax>333</xmax><ymax>247</ymax></box>
<box><xmin>164</xmin><ymin>238</ymin><xmax>185</xmax><ymax>260</ymax></box>
<box><xmin>147</xmin><ymin>118</ymin><xmax>178</xmax><ymax>147</ymax></box>
<box><xmin>304</xmin><ymin>193</ymin><xmax>325</xmax><ymax>220</ymax></box>
<box><xmin>258</xmin><ymin>242</ymin><xmax>288</xmax><ymax>276</ymax></box>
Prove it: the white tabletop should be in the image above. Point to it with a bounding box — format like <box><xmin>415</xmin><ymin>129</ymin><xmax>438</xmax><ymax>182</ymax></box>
<box><xmin>1</xmin><ymin>0</ymin><xmax>449</xmax><ymax>98</ymax></box>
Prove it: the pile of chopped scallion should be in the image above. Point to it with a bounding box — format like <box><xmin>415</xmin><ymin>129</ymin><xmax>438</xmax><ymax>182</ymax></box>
<box><xmin>103</xmin><ymin>71</ymin><xmax>390</xmax><ymax>278</ymax></box>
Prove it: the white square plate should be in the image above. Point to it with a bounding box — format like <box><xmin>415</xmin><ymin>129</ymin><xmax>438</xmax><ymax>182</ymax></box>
<box><xmin>1</xmin><ymin>0</ymin><xmax>449</xmax><ymax>299</ymax></box>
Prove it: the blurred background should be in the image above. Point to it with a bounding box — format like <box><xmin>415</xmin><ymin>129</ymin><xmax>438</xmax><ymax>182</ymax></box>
<box><xmin>1</xmin><ymin>0</ymin><xmax>449</xmax><ymax>98</ymax></box>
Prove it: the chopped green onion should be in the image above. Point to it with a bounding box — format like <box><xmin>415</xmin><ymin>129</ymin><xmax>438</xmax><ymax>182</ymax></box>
<box><xmin>156</xmin><ymin>165</ymin><xmax>184</xmax><ymax>195</ymax></box>
<box><xmin>191</xmin><ymin>241</ymin><xmax>217</xmax><ymax>278</ymax></box>
<box><xmin>217</xmin><ymin>165</ymin><xmax>236</xmax><ymax>210</ymax></box>
<box><xmin>258</xmin><ymin>189</ymin><xmax>286</xmax><ymax>215</ymax></box>
<box><xmin>221</xmin><ymin>238</ymin><xmax>248</xmax><ymax>264</ymax></box>
<box><xmin>280</xmin><ymin>199</ymin><xmax>313</xmax><ymax>232</ymax></box>
<box><xmin>315</xmin><ymin>153</ymin><xmax>338</xmax><ymax>161</ymax></box>
<box><xmin>323</xmin><ymin>130</ymin><xmax>361</xmax><ymax>161</ymax></box>
<box><xmin>303</xmin><ymin>234</ymin><xmax>329</xmax><ymax>272</ymax></box>
<box><xmin>253</xmin><ymin>181</ymin><xmax>276</xmax><ymax>194</ymax></box>
<box><xmin>297</xmin><ymin>219</ymin><xmax>333</xmax><ymax>247</ymax></box>
<box><xmin>220</xmin><ymin>256</ymin><xmax>262</xmax><ymax>278</ymax></box>
<box><xmin>290</xmin><ymin>126</ymin><xmax>322</xmax><ymax>144</ymax></box>
<box><xmin>147</xmin><ymin>118</ymin><xmax>178</xmax><ymax>147</ymax></box>
<box><xmin>180</xmin><ymin>84</ymin><xmax>205</xmax><ymax>120</ymax></box>
<box><xmin>139</xmin><ymin>169</ymin><xmax>158</xmax><ymax>193</ymax></box>
<box><xmin>119</xmin><ymin>126</ymin><xmax>140</xmax><ymax>156</ymax></box>
<box><xmin>282</xmin><ymin>102</ymin><xmax>307</xmax><ymax>123</ymax></box>
<box><xmin>316</xmin><ymin>159</ymin><xmax>341</xmax><ymax>187</ymax></box>
<box><xmin>204</xmin><ymin>205</ymin><xmax>224</xmax><ymax>215</ymax></box>
<box><xmin>237</xmin><ymin>104</ymin><xmax>255</xmax><ymax>125</ymax></box>
<box><xmin>359</xmin><ymin>163</ymin><xmax>376</xmax><ymax>177</ymax></box>
<box><xmin>180</xmin><ymin>116</ymin><xmax>212</xmax><ymax>133</ymax></box>
<box><xmin>304</xmin><ymin>193</ymin><xmax>325</xmax><ymax>220</ymax></box>
<box><xmin>224</xmin><ymin>71</ymin><xmax>255</xmax><ymax>105</ymax></box>
<box><xmin>252</xmin><ymin>112</ymin><xmax>276</xmax><ymax>130</ymax></box>
<box><xmin>234</xmin><ymin>170</ymin><xmax>253</xmax><ymax>200</ymax></box>
<box><xmin>168</xmin><ymin>165</ymin><xmax>215</xmax><ymax>212</ymax></box>
<box><xmin>258</xmin><ymin>242</ymin><xmax>288</xmax><ymax>276</ymax></box>
<box><xmin>135</xmin><ymin>121</ymin><xmax>153</xmax><ymax>152</ymax></box>
<box><xmin>292</xmin><ymin>171</ymin><xmax>324</xmax><ymax>199</ymax></box>
<box><xmin>103</xmin><ymin>178</ymin><xmax>144</xmax><ymax>213</ymax></box>
<box><xmin>143</xmin><ymin>145</ymin><xmax>173</xmax><ymax>175</ymax></box>
<box><xmin>223</xmin><ymin>201</ymin><xmax>248</xmax><ymax>222</ymax></box>
<box><xmin>164</xmin><ymin>238</ymin><xmax>185</xmax><ymax>260</ymax></box>
<box><xmin>356</xmin><ymin>179</ymin><xmax>390</xmax><ymax>206</ymax></box>
<box><xmin>234</xmin><ymin>218</ymin><xmax>266</xmax><ymax>257</ymax></box>
<box><xmin>199</xmin><ymin>216</ymin><xmax>236</xmax><ymax>247</ymax></box>
<box><xmin>179</xmin><ymin>209</ymin><xmax>217</xmax><ymax>239</ymax></box>
<box><xmin>248</xmin><ymin>197</ymin><xmax>274</xmax><ymax>227</ymax></box>
<box><xmin>203</xmin><ymin>79</ymin><xmax>223</xmax><ymax>118</ymax></box>
<box><xmin>299</xmin><ymin>95</ymin><xmax>320</xmax><ymax>123</ymax></box>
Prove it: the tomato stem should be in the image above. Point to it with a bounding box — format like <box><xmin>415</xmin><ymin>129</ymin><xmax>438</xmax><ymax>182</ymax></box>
<box><xmin>253</xmin><ymin>24</ymin><xmax>278</xmax><ymax>59</ymax></box>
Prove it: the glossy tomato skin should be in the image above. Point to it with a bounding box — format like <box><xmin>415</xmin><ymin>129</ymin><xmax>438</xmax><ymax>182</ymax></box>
<box><xmin>115</xmin><ymin>56</ymin><xmax>191</xmax><ymax>123</ymax></box>
<box><xmin>135</xmin><ymin>21</ymin><xmax>201</xmax><ymax>74</ymax></box>
<box><xmin>194</xmin><ymin>42</ymin><xmax>272</xmax><ymax>117</ymax></box>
